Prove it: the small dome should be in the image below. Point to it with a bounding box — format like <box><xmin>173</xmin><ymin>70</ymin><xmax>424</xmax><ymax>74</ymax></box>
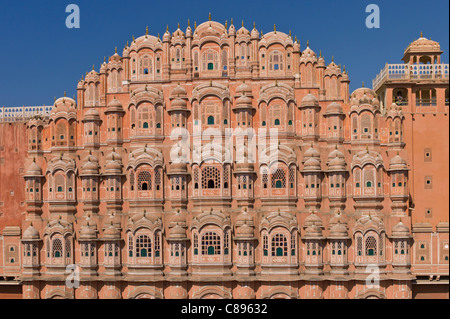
<box><xmin>163</xmin><ymin>28</ymin><xmax>171</xmax><ymax>42</ymax></box>
<box><xmin>103</xmin><ymin>223</ymin><xmax>121</xmax><ymax>240</ymax></box>
<box><xmin>328</xmin><ymin>156</ymin><xmax>346</xmax><ymax>171</ymax></box>
<box><xmin>325</xmin><ymin>102</ymin><xmax>343</xmax><ymax>115</ymax></box>
<box><xmin>250</xmin><ymin>26</ymin><xmax>259</xmax><ymax>39</ymax></box>
<box><xmin>23</xmin><ymin>224</ymin><xmax>40</xmax><ymax>240</ymax></box>
<box><xmin>304</xmin><ymin>157</ymin><xmax>321</xmax><ymax>171</ymax></box>
<box><xmin>105</xmin><ymin>160</ymin><xmax>122</xmax><ymax>174</ymax></box>
<box><xmin>236</xmin><ymin>209</ymin><xmax>253</xmax><ymax>225</ymax></box>
<box><xmin>236</xmin><ymin>24</ymin><xmax>250</xmax><ymax>37</ymax></box>
<box><xmin>171</xmin><ymin>84</ymin><xmax>187</xmax><ymax>97</ymax></box>
<box><xmin>235</xmin><ymin>81</ymin><xmax>252</xmax><ymax>96</ymax></box>
<box><xmin>300</xmin><ymin>93</ymin><xmax>319</xmax><ymax>107</ymax></box>
<box><xmin>80</xmin><ymin>223</ymin><xmax>97</xmax><ymax>240</ymax></box>
<box><xmin>304</xmin><ymin>225</ymin><xmax>323</xmax><ymax>238</ymax></box>
<box><xmin>304</xmin><ymin>212</ymin><xmax>323</xmax><ymax>227</ymax></box>
<box><xmin>170</xmin><ymin>98</ymin><xmax>187</xmax><ymax>110</ymax></box>
<box><xmin>81</xmin><ymin>153</ymin><xmax>99</xmax><ymax>175</ymax></box>
<box><xmin>235</xmin><ymin>94</ymin><xmax>253</xmax><ymax>108</ymax></box>
<box><xmin>83</xmin><ymin>108</ymin><xmax>100</xmax><ymax>121</ymax></box>
<box><xmin>236</xmin><ymin>223</ymin><xmax>254</xmax><ymax>238</ymax></box>
<box><xmin>389</xmin><ymin>154</ymin><xmax>407</xmax><ymax>171</ymax></box>
<box><xmin>171</xmin><ymin>211</ymin><xmax>186</xmax><ymax>224</ymax></box>
<box><xmin>169</xmin><ymin>224</ymin><xmax>187</xmax><ymax>239</ymax></box>
<box><xmin>329</xmin><ymin>222</ymin><xmax>348</xmax><ymax>238</ymax></box>
<box><xmin>106</xmin><ymin>98</ymin><xmax>123</xmax><ymax>113</ymax></box>
<box><xmin>25</xmin><ymin>160</ymin><xmax>42</xmax><ymax>177</ymax></box>
<box><xmin>304</xmin><ymin>145</ymin><xmax>320</xmax><ymax>159</ymax></box>
<box><xmin>392</xmin><ymin>221</ymin><xmax>410</xmax><ymax>238</ymax></box>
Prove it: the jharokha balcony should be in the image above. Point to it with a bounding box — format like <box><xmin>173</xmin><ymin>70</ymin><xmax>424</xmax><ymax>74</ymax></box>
<box><xmin>372</xmin><ymin>63</ymin><xmax>449</xmax><ymax>92</ymax></box>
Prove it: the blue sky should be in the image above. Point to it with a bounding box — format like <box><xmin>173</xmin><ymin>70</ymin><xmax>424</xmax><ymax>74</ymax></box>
<box><xmin>0</xmin><ymin>0</ymin><xmax>448</xmax><ymax>107</ymax></box>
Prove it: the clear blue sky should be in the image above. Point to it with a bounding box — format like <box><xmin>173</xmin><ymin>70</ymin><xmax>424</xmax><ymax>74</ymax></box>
<box><xmin>0</xmin><ymin>0</ymin><xmax>448</xmax><ymax>107</ymax></box>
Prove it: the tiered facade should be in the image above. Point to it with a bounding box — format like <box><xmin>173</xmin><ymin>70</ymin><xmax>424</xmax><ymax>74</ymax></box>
<box><xmin>0</xmin><ymin>19</ymin><xmax>448</xmax><ymax>299</ymax></box>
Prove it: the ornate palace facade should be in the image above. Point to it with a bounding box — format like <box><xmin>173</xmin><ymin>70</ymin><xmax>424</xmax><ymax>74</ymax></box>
<box><xmin>0</xmin><ymin>18</ymin><xmax>448</xmax><ymax>299</ymax></box>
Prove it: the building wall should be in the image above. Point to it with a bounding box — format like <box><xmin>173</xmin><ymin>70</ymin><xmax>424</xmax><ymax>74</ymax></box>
<box><xmin>0</xmin><ymin>21</ymin><xmax>448</xmax><ymax>299</ymax></box>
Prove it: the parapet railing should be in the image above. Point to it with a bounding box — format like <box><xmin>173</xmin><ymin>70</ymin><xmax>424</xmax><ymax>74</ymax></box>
<box><xmin>373</xmin><ymin>63</ymin><xmax>449</xmax><ymax>91</ymax></box>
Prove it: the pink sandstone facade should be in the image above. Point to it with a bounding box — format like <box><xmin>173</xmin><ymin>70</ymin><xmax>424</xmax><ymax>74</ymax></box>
<box><xmin>0</xmin><ymin>19</ymin><xmax>448</xmax><ymax>299</ymax></box>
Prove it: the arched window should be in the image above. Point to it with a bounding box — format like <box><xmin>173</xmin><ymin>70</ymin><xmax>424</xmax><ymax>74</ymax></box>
<box><xmin>274</xmin><ymin>119</ymin><xmax>280</xmax><ymax>126</ymax></box>
<box><xmin>271</xmin><ymin>169</ymin><xmax>286</xmax><ymax>189</ymax></box>
<box><xmin>52</xmin><ymin>239</ymin><xmax>63</xmax><ymax>258</ymax></box>
<box><xmin>269</xmin><ymin>50</ymin><xmax>283</xmax><ymax>71</ymax></box>
<box><xmin>138</xmin><ymin>171</ymin><xmax>152</xmax><ymax>191</ymax></box>
<box><xmin>208</xmin><ymin>116</ymin><xmax>215</xmax><ymax>125</ymax></box>
<box><xmin>202</xmin><ymin>166</ymin><xmax>221</xmax><ymax>189</ymax></box>
<box><xmin>143</xmin><ymin>122</ymin><xmax>149</xmax><ymax>129</ymax></box>
<box><xmin>366</xmin><ymin>236</ymin><xmax>377</xmax><ymax>256</ymax></box>
<box><xmin>208</xmin><ymin>63</ymin><xmax>214</xmax><ymax>70</ymax></box>
<box><xmin>263</xmin><ymin>235</ymin><xmax>269</xmax><ymax>256</ymax></box>
<box><xmin>136</xmin><ymin>235</ymin><xmax>151</xmax><ymax>257</ymax></box>
<box><xmin>202</xmin><ymin>232</ymin><xmax>221</xmax><ymax>255</ymax></box>
<box><xmin>272</xmin><ymin>234</ymin><xmax>288</xmax><ymax>257</ymax></box>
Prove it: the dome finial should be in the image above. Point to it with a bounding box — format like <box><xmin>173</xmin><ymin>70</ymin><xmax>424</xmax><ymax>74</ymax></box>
<box><xmin>132</xmin><ymin>35</ymin><xmax>135</xmax><ymax>42</ymax></box>
<box><xmin>209</xmin><ymin>12</ymin><xmax>211</xmax><ymax>21</ymax></box>
<box><xmin>307</xmin><ymin>40</ymin><xmax>309</xmax><ymax>47</ymax></box>
<box><xmin>166</xmin><ymin>25</ymin><xmax>169</xmax><ymax>32</ymax></box>
<box><xmin>331</xmin><ymin>56</ymin><xmax>334</xmax><ymax>62</ymax></box>
<box><xmin>274</xmin><ymin>24</ymin><xmax>276</xmax><ymax>33</ymax></box>
<box><xmin>289</xmin><ymin>30</ymin><xmax>292</xmax><ymax>37</ymax></box>
<box><xmin>64</xmin><ymin>91</ymin><xmax>67</xmax><ymax>97</ymax></box>
<box><xmin>253</xmin><ymin>21</ymin><xmax>256</xmax><ymax>29</ymax></box>
<box><xmin>420</xmin><ymin>31</ymin><xmax>423</xmax><ymax>38</ymax></box>
<box><xmin>178</xmin><ymin>22</ymin><xmax>180</xmax><ymax>29</ymax></box>
<box><xmin>187</xmin><ymin>19</ymin><xmax>190</xmax><ymax>27</ymax></box>
<box><xmin>362</xmin><ymin>81</ymin><xmax>365</xmax><ymax>87</ymax></box>
<box><xmin>194</xmin><ymin>21</ymin><xmax>197</xmax><ymax>29</ymax></box>
<box><xmin>146</xmin><ymin>26</ymin><xmax>149</xmax><ymax>35</ymax></box>
<box><xmin>115</xmin><ymin>46</ymin><xmax>117</xmax><ymax>54</ymax></box>
<box><xmin>225</xmin><ymin>20</ymin><xmax>228</xmax><ymax>29</ymax></box>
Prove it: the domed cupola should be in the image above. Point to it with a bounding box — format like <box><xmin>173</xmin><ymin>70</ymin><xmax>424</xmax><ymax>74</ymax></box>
<box><xmin>80</xmin><ymin>151</ymin><xmax>100</xmax><ymax>176</ymax></box>
<box><xmin>392</xmin><ymin>221</ymin><xmax>410</xmax><ymax>238</ymax></box>
<box><xmin>236</xmin><ymin>21</ymin><xmax>250</xmax><ymax>40</ymax></box>
<box><xmin>303</xmin><ymin>212</ymin><xmax>324</xmax><ymax>239</ymax></box>
<box><xmin>389</xmin><ymin>153</ymin><xmax>408</xmax><ymax>171</ymax></box>
<box><xmin>104</xmin><ymin>148</ymin><xmax>123</xmax><ymax>175</ymax></box>
<box><xmin>250</xmin><ymin>22</ymin><xmax>259</xmax><ymax>40</ymax></box>
<box><xmin>23</xmin><ymin>223</ymin><xmax>40</xmax><ymax>241</ymax></box>
<box><xmin>228</xmin><ymin>19</ymin><xmax>236</xmax><ymax>36</ymax></box>
<box><xmin>185</xmin><ymin>20</ymin><xmax>193</xmax><ymax>38</ymax></box>
<box><xmin>79</xmin><ymin>216</ymin><xmax>98</xmax><ymax>241</ymax></box>
<box><xmin>163</xmin><ymin>25</ymin><xmax>172</xmax><ymax>42</ymax></box>
<box><xmin>83</xmin><ymin>108</ymin><xmax>100</xmax><ymax>122</ymax></box>
<box><xmin>325</xmin><ymin>102</ymin><xmax>344</xmax><ymax>115</ymax></box>
<box><xmin>100</xmin><ymin>60</ymin><xmax>108</xmax><ymax>74</ymax></box>
<box><xmin>235</xmin><ymin>81</ymin><xmax>252</xmax><ymax>97</ymax></box>
<box><xmin>327</xmin><ymin>152</ymin><xmax>346</xmax><ymax>173</ymax></box>
<box><xmin>106</xmin><ymin>98</ymin><xmax>124</xmax><ymax>113</ymax></box>
<box><xmin>168</xmin><ymin>210</ymin><xmax>188</xmax><ymax>240</ymax></box>
<box><xmin>25</xmin><ymin>158</ymin><xmax>43</xmax><ymax>177</ymax></box>
<box><xmin>300</xmin><ymin>41</ymin><xmax>317</xmax><ymax>63</ymax></box>
<box><xmin>172</xmin><ymin>23</ymin><xmax>185</xmax><ymax>40</ymax></box>
<box><xmin>300</xmin><ymin>93</ymin><xmax>319</xmax><ymax>108</ymax></box>
<box><xmin>169</xmin><ymin>84</ymin><xmax>189</xmax><ymax>111</ymax></box>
